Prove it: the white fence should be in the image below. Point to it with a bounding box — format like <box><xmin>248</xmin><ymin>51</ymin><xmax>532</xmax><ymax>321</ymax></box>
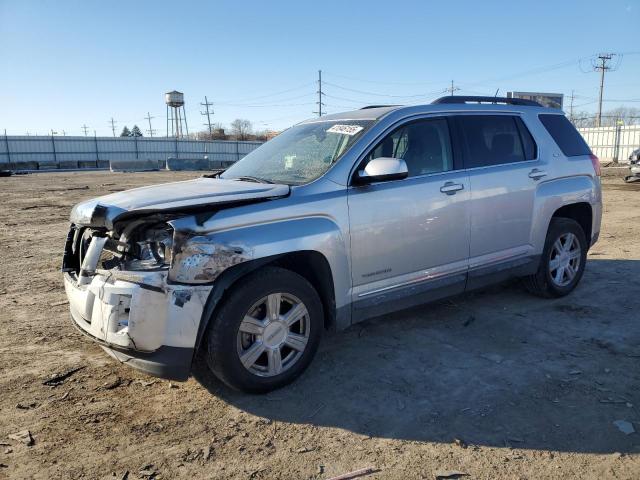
<box><xmin>578</xmin><ymin>125</ymin><xmax>640</xmax><ymax>163</ymax></box>
<box><xmin>0</xmin><ymin>136</ymin><xmax>263</xmax><ymax>170</ymax></box>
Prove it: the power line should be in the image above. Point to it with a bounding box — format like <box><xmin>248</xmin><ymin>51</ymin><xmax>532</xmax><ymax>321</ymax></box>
<box><xmin>200</xmin><ymin>96</ymin><xmax>214</xmax><ymax>135</ymax></box>
<box><xmin>445</xmin><ymin>80</ymin><xmax>461</xmax><ymax>96</ymax></box>
<box><xmin>109</xmin><ymin>118</ymin><xmax>117</xmax><ymax>137</ymax></box>
<box><xmin>215</xmin><ymin>92</ymin><xmax>315</xmax><ymax>106</ymax></box>
<box><xmin>323</xmin><ymin>72</ymin><xmax>447</xmax><ymax>87</ymax></box>
<box><xmin>81</xmin><ymin>124</ymin><xmax>89</xmax><ymax>136</ymax></box>
<box><xmin>323</xmin><ymin>81</ymin><xmax>427</xmax><ymax>98</ymax></box>
<box><xmin>213</xmin><ymin>82</ymin><xmax>315</xmax><ymax>104</ymax></box>
<box><xmin>144</xmin><ymin>112</ymin><xmax>156</xmax><ymax>137</ymax></box>
<box><xmin>313</xmin><ymin>70</ymin><xmax>325</xmax><ymax>117</ymax></box>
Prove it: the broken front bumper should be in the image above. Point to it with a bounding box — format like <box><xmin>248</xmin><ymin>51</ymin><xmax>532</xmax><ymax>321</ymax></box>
<box><xmin>63</xmin><ymin>267</ymin><xmax>212</xmax><ymax>381</ymax></box>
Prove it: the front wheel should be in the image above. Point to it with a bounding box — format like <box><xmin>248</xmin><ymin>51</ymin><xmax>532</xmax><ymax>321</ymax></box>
<box><xmin>523</xmin><ymin>217</ymin><xmax>588</xmax><ymax>298</ymax></box>
<box><xmin>205</xmin><ymin>267</ymin><xmax>323</xmax><ymax>393</ymax></box>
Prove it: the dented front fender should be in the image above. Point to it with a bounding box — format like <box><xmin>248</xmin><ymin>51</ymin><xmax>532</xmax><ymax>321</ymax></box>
<box><xmin>167</xmin><ymin>217</ymin><xmax>350</xmax><ymax>303</ymax></box>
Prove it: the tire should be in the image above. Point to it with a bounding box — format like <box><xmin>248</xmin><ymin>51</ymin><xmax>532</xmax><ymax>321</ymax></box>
<box><xmin>205</xmin><ymin>266</ymin><xmax>323</xmax><ymax>393</ymax></box>
<box><xmin>523</xmin><ymin>217</ymin><xmax>588</xmax><ymax>298</ymax></box>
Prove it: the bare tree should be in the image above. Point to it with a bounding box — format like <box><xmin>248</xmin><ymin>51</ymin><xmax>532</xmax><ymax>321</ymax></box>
<box><xmin>571</xmin><ymin>107</ymin><xmax>640</xmax><ymax>129</ymax></box>
<box><xmin>600</xmin><ymin>107</ymin><xmax>640</xmax><ymax>127</ymax></box>
<box><xmin>230</xmin><ymin>119</ymin><xmax>252</xmax><ymax>141</ymax></box>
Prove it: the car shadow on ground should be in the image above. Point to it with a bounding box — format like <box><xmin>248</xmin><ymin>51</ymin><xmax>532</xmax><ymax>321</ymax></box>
<box><xmin>193</xmin><ymin>259</ymin><xmax>640</xmax><ymax>454</ymax></box>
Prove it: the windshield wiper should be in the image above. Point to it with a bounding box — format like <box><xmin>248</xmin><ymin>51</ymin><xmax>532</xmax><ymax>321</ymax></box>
<box><xmin>233</xmin><ymin>176</ymin><xmax>274</xmax><ymax>184</ymax></box>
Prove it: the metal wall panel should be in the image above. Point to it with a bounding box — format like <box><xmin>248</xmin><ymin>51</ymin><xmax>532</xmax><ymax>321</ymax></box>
<box><xmin>578</xmin><ymin>125</ymin><xmax>640</xmax><ymax>162</ymax></box>
<box><xmin>0</xmin><ymin>135</ymin><xmax>264</xmax><ymax>169</ymax></box>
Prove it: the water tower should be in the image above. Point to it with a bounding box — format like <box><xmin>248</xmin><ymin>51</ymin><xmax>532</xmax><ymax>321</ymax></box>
<box><xmin>165</xmin><ymin>90</ymin><xmax>189</xmax><ymax>138</ymax></box>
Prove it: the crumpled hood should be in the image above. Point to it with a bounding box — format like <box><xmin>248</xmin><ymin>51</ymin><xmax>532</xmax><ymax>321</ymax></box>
<box><xmin>70</xmin><ymin>177</ymin><xmax>290</xmax><ymax>229</ymax></box>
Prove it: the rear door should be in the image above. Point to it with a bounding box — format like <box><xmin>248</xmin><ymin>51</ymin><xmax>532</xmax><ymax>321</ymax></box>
<box><xmin>455</xmin><ymin>114</ymin><xmax>542</xmax><ymax>285</ymax></box>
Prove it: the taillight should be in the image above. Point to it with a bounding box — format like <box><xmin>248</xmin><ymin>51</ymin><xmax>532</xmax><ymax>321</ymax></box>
<box><xmin>589</xmin><ymin>154</ymin><xmax>601</xmax><ymax>177</ymax></box>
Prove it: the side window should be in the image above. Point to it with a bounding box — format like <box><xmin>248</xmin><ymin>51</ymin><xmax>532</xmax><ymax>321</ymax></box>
<box><xmin>367</xmin><ymin>118</ymin><xmax>453</xmax><ymax>177</ymax></box>
<box><xmin>538</xmin><ymin>114</ymin><xmax>592</xmax><ymax>157</ymax></box>
<box><xmin>458</xmin><ymin>115</ymin><xmax>528</xmax><ymax>168</ymax></box>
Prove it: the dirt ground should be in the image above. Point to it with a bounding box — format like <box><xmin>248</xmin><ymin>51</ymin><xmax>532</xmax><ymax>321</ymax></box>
<box><xmin>0</xmin><ymin>171</ymin><xmax>639</xmax><ymax>480</ymax></box>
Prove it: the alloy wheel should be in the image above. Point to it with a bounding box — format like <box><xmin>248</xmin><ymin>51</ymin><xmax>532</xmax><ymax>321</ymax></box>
<box><xmin>549</xmin><ymin>232</ymin><xmax>581</xmax><ymax>287</ymax></box>
<box><xmin>236</xmin><ymin>293</ymin><xmax>310</xmax><ymax>377</ymax></box>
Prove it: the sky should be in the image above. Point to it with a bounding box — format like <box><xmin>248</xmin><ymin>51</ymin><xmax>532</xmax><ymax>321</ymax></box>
<box><xmin>1</xmin><ymin>0</ymin><xmax>639</xmax><ymax>136</ymax></box>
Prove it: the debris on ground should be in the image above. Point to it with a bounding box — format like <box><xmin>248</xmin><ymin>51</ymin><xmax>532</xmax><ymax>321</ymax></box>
<box><xmin>15</xmin><ymin>402</ymin><xmax>37</xmax><ymax>410</ymax></box>
<box><xmin>203</xmin><ymin>445</ymin><xmax>212</xmax><ymax>460</ymax></box>
<box><xmin>100</xmin><ymin>377</ymin><xmax>123</xmax><ymax>390</ymax></box>
<box><xmin>136</xmin><ymin>380</ymin><xmax>156</xmax><ymax>387</ymax></box>
<box><xmin>8</xmin><ymin>430</ymin><xmax>34</xmax><ymax>446</ymax></box>
<box><xmin>613</xmin><ymin>420</ymin><xmax>636</xmax><ymax>435</ymax></box>
<box><xmin>138</xmin><ymin>464</ymin><xmax>157</xmax><ymax>478</ymax></box>
<box><xmin>49</xmin><ymin>300</ymin><xmax>69</xmax><ymax>307</ymax></box>
<box><xmin>435</xmin><ymin>470</ymin><xmax>469</xmax><ymax>479</ymax></box>
<box><xmin>42</xmin><ymin>366</ymin><xmax>85</xmax><ymax>387</ymax></box>
<box><xmin>327</xmin><ymin>467</ymin><xmax>378</xmax><ymax>480</ymax></box>
<box><xmin>295</xmin><ymin>446</ymin><xmax>315</xmax><ymax>453</ymax></box>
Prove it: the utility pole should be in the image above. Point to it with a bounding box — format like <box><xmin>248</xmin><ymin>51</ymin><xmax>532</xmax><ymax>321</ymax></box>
<box><xmin>568</xmin><ymin>90</ymin><xmax>575</xmax><ymax>123</ymax></box>
<box><xmin>446</xmin><ymin>80</ymin><xmax>460</xmax><ymax>96</ymax></box>
<box><xmin>593</xmin><ymin>53</ymin><xmax>616</xmax><ymax>128</ymax></box>
<box><xmin>144</xmin><ymin>112</ymin><xmax>156</xmax><ymax>137</ymax></box>
<box><xmin>200</xmin><ymin>96</ymin><xmax>214</xmax><ymax>136</ymax></box>
<box><xmin>313</xmin><ymin>70</ymin><xmax>325</xmax><ymax>117</ymax></box>
<box><xmin>81</xmin><ymin>124</ymin><xmax>89</xmax><ymax>136</ymax></box>
<box><xmin>109</xmin><ymin>118</ymin><xmax>117</xmax><ymax>137</ymax></box>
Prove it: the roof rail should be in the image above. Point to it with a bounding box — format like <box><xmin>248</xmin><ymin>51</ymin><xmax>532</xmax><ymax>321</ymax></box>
<box><xmin>432</xmin><ymin>96</ymin><xmax>542</xmax><ymax>107</ymax></box>
<box><xmin>360</xmin><ymin>105</ymin><xmax>400</xmax><ymax>110</ymax></box>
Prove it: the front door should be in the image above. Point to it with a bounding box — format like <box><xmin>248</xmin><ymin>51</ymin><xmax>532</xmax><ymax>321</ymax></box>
<box><xmin>347</xmin><ymin>116</ymin><xmax>471</xmax><ymax>321</ymax></box>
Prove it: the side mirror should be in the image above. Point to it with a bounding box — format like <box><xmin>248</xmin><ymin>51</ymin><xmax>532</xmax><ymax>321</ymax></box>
<box><xmin>354</xmin><ymin>157</ymin><xmax>408</xmax><ymax>184</ymax></box>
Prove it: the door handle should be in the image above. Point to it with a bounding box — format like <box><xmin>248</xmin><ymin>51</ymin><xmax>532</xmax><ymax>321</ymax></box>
<box><xmin>528</xmin><ymin>168</ymin><xmax>547</xmax><ymax>180</ymax></box>
<box><xmin>440</xmin><ymin>182</ymin><xmax>464</xmax><ymax>195</ymax></box>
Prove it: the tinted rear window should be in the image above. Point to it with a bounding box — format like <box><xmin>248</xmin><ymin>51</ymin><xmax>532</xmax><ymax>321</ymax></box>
<box><xmin>539</xmin><ymin>114</ymin><xmax>591</xmax><ymax>157</ymax></box>
<box><xmin>458</xmin><ymin>115</ymin><xmax>527</xmax><ymax>168</ymax></box>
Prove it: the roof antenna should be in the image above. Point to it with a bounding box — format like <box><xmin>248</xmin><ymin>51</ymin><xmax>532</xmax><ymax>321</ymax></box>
<box><xmin>494</xmin><ymin>88</ymin><xmax>500</xmax><ymax>103</ymax></box>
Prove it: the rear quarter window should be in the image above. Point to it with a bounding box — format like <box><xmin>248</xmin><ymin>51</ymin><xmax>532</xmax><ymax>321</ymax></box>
<box><xmin>538</xmin><ymin>114</ymin><xmax>592</xmax><ymax>157</ymax></box>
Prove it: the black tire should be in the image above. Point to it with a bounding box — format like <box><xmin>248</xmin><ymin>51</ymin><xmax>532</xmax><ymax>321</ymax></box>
<box><xmin>523</xmin><ymin>217</ymin><xmax>588</xmax><ymax>298</ymax></box>
<box><xmin>205</xmin><ymin>266</ymin><xmax>323</xmax><ymax>393</ymax></box>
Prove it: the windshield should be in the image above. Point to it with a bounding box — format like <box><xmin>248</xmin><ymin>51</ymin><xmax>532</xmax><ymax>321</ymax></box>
<box><xmin>221</xmin><ymin>120</ymin><xmax>373</xmax><ymax>185</ymax></box>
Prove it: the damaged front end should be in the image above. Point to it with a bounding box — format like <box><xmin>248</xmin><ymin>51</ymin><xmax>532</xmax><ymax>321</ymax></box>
<box><xmin>62</xmin><ymin>178</ymin><xmax>290</xmax><ymax>380</ymax></box>
<box><xmin>62</xmin><ymin>218</ymin><xmax>212</xmax><ymax>380</ymax></box>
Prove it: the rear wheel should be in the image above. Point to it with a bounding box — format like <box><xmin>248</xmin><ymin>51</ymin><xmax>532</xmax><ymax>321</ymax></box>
<box><xmin>523</xmin><ymin>218</ymin><xmax>588</xmax><ymax>298</ymax></box>
<box><xmin>205</xmin><ymin>267</ymin><xmax>323</xmax><ymax>393</ymax></box>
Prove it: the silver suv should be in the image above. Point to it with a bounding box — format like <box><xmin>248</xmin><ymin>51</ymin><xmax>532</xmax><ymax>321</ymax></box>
<box><xmin>63</xmin><ymin>96</ymin><xmax>602</xmax><ymax>393</ymax></box>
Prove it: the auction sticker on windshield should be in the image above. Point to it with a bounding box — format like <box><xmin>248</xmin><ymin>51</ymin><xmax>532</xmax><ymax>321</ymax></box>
<box><xmin>326</xmin><ymin>124</ymin><xmax>364</xmax><ymax>136</ymax></box>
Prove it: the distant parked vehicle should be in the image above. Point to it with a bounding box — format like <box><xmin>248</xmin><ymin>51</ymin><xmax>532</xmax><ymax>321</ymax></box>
<box><xmin>626</xmin><ymin>148</ymin><xmax>640</xmax><ymax>182</ymax></box>
<box><xmin>63</xmin><ymin>96</ymin><xmax>603</xmax><ymax>393</ymax></box>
